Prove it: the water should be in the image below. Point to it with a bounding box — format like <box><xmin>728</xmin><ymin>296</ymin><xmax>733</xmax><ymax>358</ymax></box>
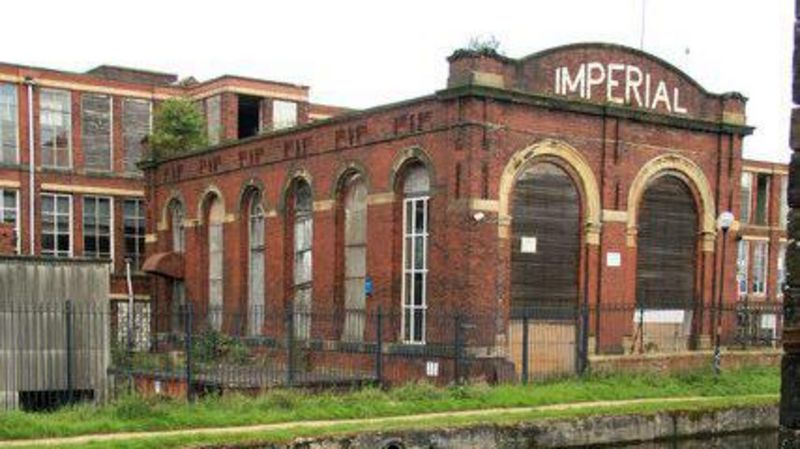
<box><xmin>575</xmin><ymin>430</ymin><xmax>778</xmax><ymax>448</ymax></box>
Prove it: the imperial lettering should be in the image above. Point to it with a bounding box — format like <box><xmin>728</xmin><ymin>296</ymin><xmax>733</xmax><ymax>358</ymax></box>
<box><xmin>554</xmin><ymin>62</ymin><xmax>688</xmax><ymax>114</ymax></box>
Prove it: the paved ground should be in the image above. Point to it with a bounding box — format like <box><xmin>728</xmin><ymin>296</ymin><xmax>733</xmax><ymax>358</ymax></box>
<box><xmin>0</xmin><ymin>395</ymin><xmax>778</xmax><ymax>448</ymax></box>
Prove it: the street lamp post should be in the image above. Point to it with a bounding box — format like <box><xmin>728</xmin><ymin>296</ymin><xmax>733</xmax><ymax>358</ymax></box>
<box><xmin>714</xmin><ymin>211</ymin><xmax>734</xmax><ymax>376</ymax></box>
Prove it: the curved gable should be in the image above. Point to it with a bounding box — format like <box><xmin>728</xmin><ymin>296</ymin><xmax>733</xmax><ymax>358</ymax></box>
<box><xmin>516</xmin><ymin>43</ymin><xmax>741</xmax><ymax>122</ymax></box>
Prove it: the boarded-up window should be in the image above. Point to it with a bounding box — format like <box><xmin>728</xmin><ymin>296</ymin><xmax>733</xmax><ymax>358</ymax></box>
<box><xmin>169</xmin><ymin>200</ymin><xmax>185</xmax><ymax>253</ymax></box>
<box><xmin>342</xmin><ymin>175</ymin><xmax>367</xmax><ymax>341</ymax></box>
<box><xmin>122</xmin><ymin>99</ymin><xmax>151</xmax><ymax>173</ymax></box>
<box><xmin>293</xmin><ymin>181</ymin><xmax>313</xmax><ymax>339</ymax></box>
<box><xmin>636</xmin><ymin>176</ymin><xmax>697</xmax><ymax>309</ymax></box>
<box><xmin>247</xmin><ymin>191</ymin><xmax>265</xmax><ymax>336</ymax></box>
<box><xmin>206</xmin><ymin>95</ymin><xmax>221</xmax><ymax>145</ymax></box>
<box><xmin>510</xmin><ymin>162</ymin><xmax>580</xmax><ymax>316</ymax></box>
<box><xmin>0</xmin><ymin>189</ymin><xmax>19</xmax><ymax>253</ymax></box>
<box><xmin>740</xmin><ymin>172</ymin><xmax>752</xmax><ymax>224</ymax></box>
<box><xmin>0</xmin><ymin>83</ymin><xmax>18</xmax><ymax>163</ymax></box>
<box><xmin>123</xmin><ymin>199</ymin><xmax>146</xmax><ymax>270</ymax></box>
<box><xmin>752</xmin><ymin>240</ymin><xmax>768</xmax><ymax>295</ymax></box>
<box><xmin>737</xmin><ymin>240</ymin><xmax>749</xmax><ymax>297</ymax></box>
<box><xmin>402</xmin><ymin>164</ymin><xmax>429</xmax><ymax>343</ymax></box>
<box><xmin>81</xmin><ymin>94</ymin><xmax>112</xmax><ymax>171</ymax></box>
<box><xmin>40</xmin><ymin>89</ymin><xmax>72</xmax><ymax>168</ymax></box>
<box><xmin>41</xmin><ymin>193</ymin><xmax>71</xmax><ymax>257</ymax></box>
<box><xmin>207</xmin><ymin>196</ymin><xmax>224</xmax><ymax>331</ymax></box>
<box><xmin>273</xmin><ymin>100</ymin><xmax>297</xmax><ymax>130</ymax></box>
<box><xmin>83</xmin><ymin>196</ymin><xmax>112</xmax><ymax>259</ymax></box>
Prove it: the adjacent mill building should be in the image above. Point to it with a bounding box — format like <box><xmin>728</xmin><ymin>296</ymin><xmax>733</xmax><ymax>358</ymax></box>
<box><xmin>0</xmin><ymin>61</ymin><xmax>344</xmax><ymax>341</ymax></box>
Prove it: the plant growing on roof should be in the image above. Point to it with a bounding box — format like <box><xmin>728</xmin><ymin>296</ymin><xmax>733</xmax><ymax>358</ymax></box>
<box><xmin>149</xmin><ymin>98</ymin><xmax>208</xmax><ymax>158</ymax></box>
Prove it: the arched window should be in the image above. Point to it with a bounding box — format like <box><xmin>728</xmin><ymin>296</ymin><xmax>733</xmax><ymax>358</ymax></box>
<box><xmin>169</xmin><ymin>200</ymin><xmax>185</xmax><ymax>253</ymax></box>
<box><xmin>167</xmin><ymin>199</ymin><xmax>186</xmax><ymax>332</ymax></box>
<box><xmin>342</xmin><ymin>174</ymin><xmax>367</xmax><ymax>341</ymax></box>
<box><xmin>247</xmin><ymin>190</ymin><xmax>266</xmax><ymax>336</ymax></box>
<box><xmin>207</xmin><ymin>195</ymin><xmax>224</xmax><ymax>331</ymax></box>
<box><xmin>292</xmin><ymin>181</ymin><xmax>313</xmax><ymax>339</ymax></box>
<box><xmin>401</xmin><ymin>163</ymin><xmax>429</xmax><ymax>343</ymax></box>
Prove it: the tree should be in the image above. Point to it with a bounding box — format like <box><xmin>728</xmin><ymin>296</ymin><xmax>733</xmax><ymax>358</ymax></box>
<box><xmin>149</xmin><ymin>98</ymin><xmax>208</xmax><ymax>158</ymax></box>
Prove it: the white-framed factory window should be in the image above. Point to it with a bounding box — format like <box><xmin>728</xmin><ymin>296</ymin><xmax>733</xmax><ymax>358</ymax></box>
<box><xmin>752</xmin><ymin>240</ymin><xmax>768</xmax><ymax>295</ymax></box>
<box><xmin>40</xmin><ymin>88</ymin><xmax>72</xmax><ymax>169</ymax></box>
<box><xmin>737</xmin><ymin>240</ymin><xmax>749</xmax><ymax>297</ymax></box>
<box><xmin>41</xmin><ymin>193</ymin><xmax>72</xmax><ymax>257</ymax></box>
<box><xmin>0</xmin><ymin>83</ymin><xmax>19</xmax><ymax>164</ymax></box>
<box><xmin>401</xmin><ymin>164</ymin><xmax>430</xmax><ymax>344</ymax></box>
<box><xmin>0</xmin><ymin>189</ymin><xmax>20</xmax><ymax>253</ymax></box>
<box><xmin>82</xmin><ymin>195</ymin><xmax>113</xmax><ymax>260</ymax></box>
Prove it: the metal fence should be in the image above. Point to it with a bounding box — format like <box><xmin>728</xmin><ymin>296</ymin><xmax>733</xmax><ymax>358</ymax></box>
<box><xmin>0</xmin><ymin>299</ymin><xmax>784</xmax><ymax>410</ymax></box>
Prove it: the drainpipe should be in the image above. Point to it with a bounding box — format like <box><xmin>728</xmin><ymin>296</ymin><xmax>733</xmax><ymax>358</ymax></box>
<box><xmin>24</xmin><ymin>77</ymin><xmax>35</xmax><ymax>255</ymax></box>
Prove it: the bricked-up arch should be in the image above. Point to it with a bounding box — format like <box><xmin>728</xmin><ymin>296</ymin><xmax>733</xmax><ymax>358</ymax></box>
<box><xmin>626</xmin><ymin>154</ymin><xmax>716</xmax><ymax>251</ymax></box>
<box><xmin>498</xmin><ymin>139</ymin><xmax>601</xmax><ymax>242</ymax></box>
<box><xmin>635</xmin><ymin>175</ymin><xmax>699</xmax><ymax>309</ymax></box>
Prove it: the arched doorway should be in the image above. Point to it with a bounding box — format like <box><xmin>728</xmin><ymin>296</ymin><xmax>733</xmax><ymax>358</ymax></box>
<box><xmin>634</xmin><ymin>174</ymin><xmax>698</xmax><ymax>352</ymax></box>
<box><xmin>510</xmin><ymin>161</ymin><xmax>581</xmax><ymax>379</ymax></box>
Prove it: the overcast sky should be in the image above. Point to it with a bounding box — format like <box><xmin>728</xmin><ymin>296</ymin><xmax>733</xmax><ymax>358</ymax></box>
<box><xmin>2</xmin><ymin>0</ymin><xmax>792</xmax><ymax>162</ymax></box>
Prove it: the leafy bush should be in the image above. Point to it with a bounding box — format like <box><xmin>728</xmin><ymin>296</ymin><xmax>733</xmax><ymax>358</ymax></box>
<box><xmin>149</xmin><ymin>98</ymin><xmax>208</xmax><ymax>159</ymax></box>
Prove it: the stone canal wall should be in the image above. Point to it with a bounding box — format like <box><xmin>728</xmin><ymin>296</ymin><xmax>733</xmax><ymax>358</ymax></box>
<box><xmin>210</xmin><ymin>404</ymin><xmax>778</xmax><ymax>448</ymax></box>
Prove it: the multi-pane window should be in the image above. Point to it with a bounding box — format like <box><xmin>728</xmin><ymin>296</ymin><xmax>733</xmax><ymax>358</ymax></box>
<box><xmin>293</xmin><ymin>182</ymin><xmax>313</xmax><ymax>339</ymax></box>
<box><xmin>273</xmin><ymin>100</ymin><xmax>298</xmax><ymax>130</ymax></box>
<box><xmin>778</xmin><ymin>242</ymin><xmax>787</xmax><ymax>296</ymax></box>
<box><xmin>205</xmin><ymin>95</ymin><xmax>221</xmax><ymax>145</ymax></box>
<box><xmin>754</xmin><ymin>173</ymin><xmax>770</xmax><ymax>226</ymax></box>
<box><xmin>207</xmin><ymin>196</ymin><xmax>224</xmax><ymax>331</ymax></box>
<box><xmin>247</xmin><ymin>191</ymin><xmax>265</xmax><ymax>336</ymax></box>
<box><xmin>81</xmin><ymin>94</ymin><xmax>112</xmax><ymax>171</ymax></box>
<box><xmin>169</xmin><ymin>200</ymin><xmax>185</xmax><ymax>253</ymax></box>
<box><xmin>122</xmin><ymin>99</ymin><xmax>151</xmax><ymax>173</ymax></box>
<box><xmin>0</xmin><ymin>83</ymin><xmax>18</xmax><ymax>163</ymax></box>
<box><xmin>402</xmin><ymin>165</ymin><xmax>430</xmax><ymax>344</ymax></box>
<box><xmin>83</xmin><ymin>196</ymin><xmax>112</xmax><ymax>259</ymax></box>
<box><xmin>41</xmin><ymin>193</ymin><xmax>71</xmax><ymax>257</ymax></box>
<box><xmin>343</xmin><ymin>174</ymin><xmax>368</xmax><ymax>341</ymax></box>
<box><xmin>752</xmin><ymin>241</ymin><xmax>768</xmax><ymax>295</ymax></box>
<box><xmin>737</xmin><ymin>240</ymin><xmax>749</xmax><ymax>297</ymax></box>
<box><xmin>740</xmin><ymin>172</ymin><xmax>752</xmax><ymax>224</ymax></box>
<box><xmin>40</xmin><ymin>89</ymin><xmax>72</xmax><ymax>168</ymax></box>
<box><xmin>123</xmin><ymin>199</ymin><xmax>146</xmax><ymax>270</ymax></box>
<box><xmin>0</xmin><ymin>190</ymin><xmax>19</xmax><ymax>253</ymax></box>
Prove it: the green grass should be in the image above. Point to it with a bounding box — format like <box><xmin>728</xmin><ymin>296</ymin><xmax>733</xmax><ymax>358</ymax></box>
<box><xmin>7</xmin><ymin>395</ymin><xmax>779</xmax><ymax>449</ymax></box>
<box><xmin>0</xmin><ymin>366</ymin><xmax>779</xmax><ymax>442</ymax></box>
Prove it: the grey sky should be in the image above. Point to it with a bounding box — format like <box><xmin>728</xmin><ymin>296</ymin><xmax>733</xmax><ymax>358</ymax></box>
<box><xmin>2</xmin><ymin>0</ymin><xmax>791</xmax><ymax>162</ymax></box>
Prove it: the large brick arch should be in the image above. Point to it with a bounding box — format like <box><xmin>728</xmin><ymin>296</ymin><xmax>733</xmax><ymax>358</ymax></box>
<box><xmin>626</xmin><ymin>154</ymin><xmax>716</xmax><ymax>251</ymax></box>
<box><xmin>498</xmin><ymin>138</ymin><xmax>602</xmax><ymax>242</ymax></box>
<box><xmin>278</xmin><ymin>167</ymin><xmax>314</xmax><ymax>213</ymax></box>
<box><xmin>330</xmin><ymin>160</ymin><xmax>372</xmax><ymax>199</ymax></box>
<box><xmin>235</xmin><ymin>178</ymin><xmax>268</xmax><ymax>218</ymax></box>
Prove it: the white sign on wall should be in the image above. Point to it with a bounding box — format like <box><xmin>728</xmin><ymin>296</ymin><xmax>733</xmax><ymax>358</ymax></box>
<box><xmin>521</xmin><ymin>236</ymin><xmax>537</xmax><ymax>254</ymax></box>
<box><xmin>553</xmin><ymin>62</ymin><xmax>688</xmax><ymax>114</ymax></box>
<box><xmin>606</xmin><ymin>252</ymin><xmax>621</xmax><ymax>267</ymax></box>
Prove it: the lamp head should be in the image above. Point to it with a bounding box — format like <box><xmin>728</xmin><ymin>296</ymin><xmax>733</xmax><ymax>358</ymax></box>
<box><xmin>717</xmin><ymin>211</ymin><xmax>734</xmax><ymax>231</ymax></box>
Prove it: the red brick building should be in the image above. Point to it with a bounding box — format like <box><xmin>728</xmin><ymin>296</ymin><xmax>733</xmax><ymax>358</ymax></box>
<box><xmin>0</xmin><ymin>62</ymin><xmax>340</xmax><ymax>329</ymax></box>
<box><xmin>141</xmin><ymin>43</ymin><xmax>777</xmax><ymax>379</ymax></box>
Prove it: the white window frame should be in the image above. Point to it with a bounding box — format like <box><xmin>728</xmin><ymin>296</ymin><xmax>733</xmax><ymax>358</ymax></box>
<box><xmin>39</xmin><ymin>88</ymin><xmax>73</xmax><ymax>169</ymax></box>
<box><xmin>740</xmin><ymin>172</ymin><xmax>752</xmax><ymax>225</ymax></box>
<box><xmin>41</xmin><ymin>192</ymin><xmax>73</xmax><ymax>257</ymax></box>
<box><xmin>401</xmin><ymin>195</ymin><xmax>429</xmax><ymax>344</ymax></box>
<box><xmin>752</xmin><ymin>240</ymin><xmax>768</xmax><ymax>295</ymax></box>
<box><xmin>778</xmin><ymin>241</ymin><xmax>787</xmax><ymax>297</ymax></box>
<box><xmin>123</xmin><ymin>198</ymin><xmax>146</xmax><ymax>270</ymax></box>
<box><xmin>780</xmin><ymin>176</ymin><xmax>788</xmax><ymax>229</ymax></box>
<box><xmin>737</xmin><ymin>240</ymin><xmax>749</xmax><ymax>297</ymax></box>
<box><xmin>82</xmin><ymin>195</ymin><xmax>114</xmax><ymax>261</ymax></box>
<box><xmin>0</xmin><ymin>83</ymin><xmax>19</xmax><ymax>164</ymax></box>
<box><xmin>0</xmin><ymin>189</ymin><xmax>20</xmax><ymax>253</ymax></box>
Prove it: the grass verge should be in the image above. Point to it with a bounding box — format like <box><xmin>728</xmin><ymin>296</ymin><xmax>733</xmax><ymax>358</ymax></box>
<box><xmin>0</xmin><ymin>366</ymin><xmax>779</xmax><ymax>442</ymax></box>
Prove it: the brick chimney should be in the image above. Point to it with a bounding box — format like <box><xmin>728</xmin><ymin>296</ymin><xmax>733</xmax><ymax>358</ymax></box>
<box><xmin>446</xmin><ymin>49</ymin><xmax>514</xmax><ymax>89</ymax></box>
